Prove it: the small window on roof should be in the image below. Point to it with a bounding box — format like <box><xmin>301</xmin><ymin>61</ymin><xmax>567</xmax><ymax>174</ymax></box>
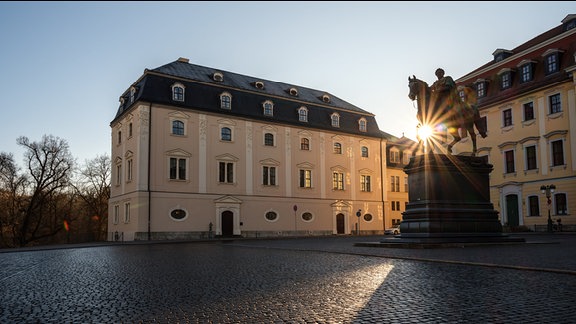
<box><xmin>255</xmin><ymin>81</ymin><xmax>265</xmax><ymax>89</ymax></box>
<box><xmin>322</xmin><ymin>94</ymin><xmax>331</xmax><ymax>103</ymax></box>
<box><xmin>213</xmin><ymin>72</ymin><xmax>224</xmax><ymax>82</ymax></box>
<box><xmin>289</xmin><ymin>88</ymin><xmax>298</xmax><ymax>96</ymax></box>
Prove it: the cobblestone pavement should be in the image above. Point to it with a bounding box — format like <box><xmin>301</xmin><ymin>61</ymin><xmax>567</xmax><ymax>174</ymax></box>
<box><xmin>1</xmin><ymin>234</ymin><xmax>575</xmax><ymax>323</ymax></box>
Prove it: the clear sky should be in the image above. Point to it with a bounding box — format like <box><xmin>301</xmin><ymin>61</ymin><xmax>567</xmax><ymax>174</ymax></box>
<box><xmin>1</xmin><ymin>1</ymin><xmax>574</xmax><ymax>167</ymax></box>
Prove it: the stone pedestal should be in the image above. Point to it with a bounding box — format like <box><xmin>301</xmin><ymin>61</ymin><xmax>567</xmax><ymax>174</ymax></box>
<box><xmin>381</xmin><ymin>154</ymin><xmax>524</xmax><ymax>245</ymax></box>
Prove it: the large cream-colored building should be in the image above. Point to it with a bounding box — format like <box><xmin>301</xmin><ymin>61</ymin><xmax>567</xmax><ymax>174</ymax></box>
<box><xmin>108</xmin><ymin>58</ymin><xmax>414</xmax><ymax>241</ymax></box>
<box><xmin>452</xmin><ymin>14</ymin><xmax>576</xmax><ymax>231</ymax></box>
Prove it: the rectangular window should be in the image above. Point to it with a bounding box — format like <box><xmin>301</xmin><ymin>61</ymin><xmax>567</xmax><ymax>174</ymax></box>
<box><xmin>219</xmin><ymin>162</ymin><xmax>234</xmax><ymax>183</ymax></box>
<box><xmin>551</xmin><ymin>140</ymin><xmax>564</xmax><ymax>166</ymax></box>
<box><xmin>361</xmin><ymin>175</ymin><xmax>371</xmax><ymax>192</ymax></box>
<box><xmin>555</xmin><ymin>193</ymin><xmax>567</xmax><ymax>215</ymax></box>
<box><xmin>332</xmin><ymin>172</ymin><xmax>344</xmax><ymax>190</ymax></box>
<box><xmin>545</xmin><ymin>54</ymin><xmax>558</xmax><ymax>74</ymax></box>
<box><xmin>390</xmin><ymin>151</ymin><xmax>400</xmax><ymax>163</ymax></box>
<box><xmin>114</xmin><ymin>205</ymin><xmax>119</xmax><ymax>224</ymax></box>
<box><xmin>521</xmin><ymin>64</ymin><xmax>532</xmax><ymax>83</ymax></box>
<box><xmin>504</xmin><ymin>150</ymin><xmax>515</xmax><ymax>173</ymax></box>
<box><xmin>391</xmin><ymin>176</ymin><xmax>400</xmax><ymax>192</ymax></box>
<box><xmin>299</xmin><ymin>169</ymin><xmax>312</xmax><ymax>188</ymax></box>
<box><xmin>124</xmin><ymin>203</ymin><xmax>130</xmax><ymax>223</ymax></box>
<box><xmin>127</xmin><ymin>159</ymin><xmax>133</xmax><ymax>181</ymax></box>
<box><xmin>501</xmin><ymin>72</ymin><xmax>511</xmax><ymax>89</ymax></box>
<box><xmin>502</xmin><ymin>109</ymin><xmax>512</xmax><ymax>127</ymax></box>
<box><xmin>391</xmin><ymin>201</ymin><xmax>400</xmax><ymax>211</ymax></box>
<box><xmin>523</xmin><ymin>102</ymin><xmax>534</xmax><ymax>121</ymax></box>
<box><xmin>263</xmin><ymin>166</ymin><xmax>276</xmax><ymax>186</ymax></box>
<box><xmin>528</xmin><ymin>196</ymin><xmax>539</xmax><ymax>216</ymax></box>
<box><xmin>525</xmin><ymin>146</ymin><xmax>537</xmax><ymax>170</ymax></box>
<box><xmin>170</xmin><ymin>158</ymin><xmax>186</xmax><ymax>180</ymax></box>
<box><xmin>116</xmin><ymin>164</ymin><xmax>122</xmax><ymax>185</ymax></box>
<box><xmin>404</xmin><ymin>177</ymin><xmax>408</xmax><ymax>192</ymax></box>
<box><xmin>549</xmin><ymin>94</ymin><xmax>561</xmax><ymax>114</ymax></box>
<box><xmin>477</xmin><ymin>82</ymin><xmax>486</xmax><ymax>98</ymax></box>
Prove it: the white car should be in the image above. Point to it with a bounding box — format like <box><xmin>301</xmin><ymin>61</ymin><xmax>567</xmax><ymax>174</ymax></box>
<box><xmin>385</xmin><ymin>224</ymin><xmax>401</xmax><ymax>235</ymax></box>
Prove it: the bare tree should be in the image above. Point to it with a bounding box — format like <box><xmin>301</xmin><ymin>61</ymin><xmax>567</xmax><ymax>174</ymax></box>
<box><xmin>0</xmin><ymin>152</ymin><xmax>28</xmax><ymax>247</ymax></box>
<box><xmin>14</xmin><ymin>135</ymin><xmax>75</xmax><ymax>247</ymax></box>
<box><xmin>73</xmin><ymin>154</ymin><xmax>110</xmax><ymax>241</ymax></box>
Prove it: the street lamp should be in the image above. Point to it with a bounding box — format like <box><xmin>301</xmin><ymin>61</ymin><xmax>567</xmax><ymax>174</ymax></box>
<box><xmin>540</xmin><ymin>184</ymin><xmax>556</xmax><ymax>233</ymax></box>
<box><xmin>356</xmin><ymin>209</ymin><xmax>362</xmax><ymax>236</ymax></box>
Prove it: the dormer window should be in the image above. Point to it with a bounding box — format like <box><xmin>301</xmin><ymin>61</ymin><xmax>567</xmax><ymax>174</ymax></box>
<box><xmin>129</xmin><ymin>87</ymin><xmax>136</xmax><ymax>103</ymax></box>
<box><xmin>475</xmin><ymin>80</ymin><xmax>487</xmax><ymax>98</ymax></box>
<box><xmin>220</xmin><ymin>92</ymin><xmax>232</xmax><ymax>110</ymax></box>
<box><xmin>358</xmin><ymin>118</ymin><xmax>367</xmax><ymax>132</ymax></box>
<box><xmin>518</xmin><ymin>60</ymin><xmax>535</xmax><ymax>83</ymax></box>
<box><xmin>542</xmin><ymin>49</ymin><xmax>563</xmax><ymax>75</ymax></box>
<box><xmin>172</xmin><ymin>83</ymin><xmax>185</xmax><ymax>102</ymax></box>
<box><xmin>493</xmin><ymin>49</ymin><xmax>513</xmax><ymax>62</ymax></box>
<box><xmin>498</xmin><ymin>68</ymin><xmax>514</xmax><ymax>90</ymax></box>
<box><xmin>263</xmin><ymin>100</ymin><xmax>274</xmax><ymax>116</ymax></box>
<box><xmin>562</xmin><ymin>14</ymin><xmax>576</xmax><ymax>31</ymax></box>
<box><xmin>289</xmin><ymin>88</ymin><xmax>298</xmax><ymax>96</ymax></box>
<box><xmin>298</xmin><ymin>106</ymin><xmax>308</xmax><ymax>122</ymax></box>
<box><xmin>321</xmin><ymin>94</ymin><xmax>331</xmax><ymax>103</ymax></box>
<box><xmin>213</xmin><ymin>72</ymin><xmax>224</xmax><ymax>82</ymax></box>
<box><xmin>255</xmin><ymin>81</ymin><xmax>265</xmax><ymax>90</ymax></box>
<box><xmin>331</xmin><ymin>113</ymin><xmax>340</xmax><ymax>127</ymax></box>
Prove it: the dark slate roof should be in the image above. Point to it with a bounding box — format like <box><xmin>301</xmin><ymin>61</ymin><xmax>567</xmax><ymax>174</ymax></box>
<box><xmin>150</xmin><ymin>59</ymin><xmax>371</xmax><ymax>114</ymax></box>
<box><xmin>112</xmin><ymin>59</ymin><xmax>384</xmax><ymax>138</ymax></box>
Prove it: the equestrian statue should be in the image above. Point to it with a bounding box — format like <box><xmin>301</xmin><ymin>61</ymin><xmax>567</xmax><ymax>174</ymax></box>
<box><xmin>408</xmin><ymin>68</ymin><xmax>487</xmax><ymax>156</ymax></box>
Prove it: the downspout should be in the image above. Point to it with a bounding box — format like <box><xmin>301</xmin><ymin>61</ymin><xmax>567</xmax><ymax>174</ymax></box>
<box><xmin>148</xmin><ymin>103</ymin><xmax>152</xmax><ymax>241</ymax></box>
<box><xmin>380</xmin><ymin>136</ymin><xmax>386</xmax><ymax>233</ymax></box>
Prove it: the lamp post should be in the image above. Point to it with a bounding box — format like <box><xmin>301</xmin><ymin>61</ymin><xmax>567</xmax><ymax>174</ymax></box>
<box><xmin>356</xmin><ymin>209</ymin><xmax>362</xmax><ymax>236</ymax></box>
<box><xmin>540</xmin><ymin>184</ymin><xmax>556</xmax><ymax>233</ymax></box>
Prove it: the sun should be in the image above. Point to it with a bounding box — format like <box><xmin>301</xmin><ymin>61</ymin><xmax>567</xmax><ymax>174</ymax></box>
<box><xmin>417</xmin><ymin>124</ymin><xmax>434</xmax><ymax>142</ymax></box>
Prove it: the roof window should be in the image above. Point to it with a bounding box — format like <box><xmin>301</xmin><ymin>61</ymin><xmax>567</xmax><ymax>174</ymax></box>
<box><xmin>213</xmin><ymin>72</ymin><xmax>224</xmax><ymax>82</ymax></box>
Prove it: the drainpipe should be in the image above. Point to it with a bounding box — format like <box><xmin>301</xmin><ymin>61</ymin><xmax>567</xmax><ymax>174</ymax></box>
<box><xmin>380</xmin><ymin>136</ymin><xmax>386</xmax><ymax>233</ymax></box>
<box><xmin>148</xmin><ymin>103</ymin><xmax>152</xmax><ymax>241</ymax></box>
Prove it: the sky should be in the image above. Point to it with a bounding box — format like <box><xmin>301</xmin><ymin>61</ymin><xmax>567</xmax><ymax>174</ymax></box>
<box><xmin>1</xmin><ymin>1</ymin><xmax>574</xmax><ymax>168</ymax></box>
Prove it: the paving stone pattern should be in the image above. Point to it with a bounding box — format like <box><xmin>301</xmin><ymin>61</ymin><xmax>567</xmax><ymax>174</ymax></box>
<box><xmin>1</xmin><ymin>234</ymin><xmax>575</xmax><ymax>323</ymax></box>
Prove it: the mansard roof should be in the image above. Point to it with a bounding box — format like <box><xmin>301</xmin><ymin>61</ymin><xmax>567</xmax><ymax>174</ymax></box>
<box><xmin>112</xmin><ymin>58</ymin><xmax>383</xmax><ymax>138</ymax></box>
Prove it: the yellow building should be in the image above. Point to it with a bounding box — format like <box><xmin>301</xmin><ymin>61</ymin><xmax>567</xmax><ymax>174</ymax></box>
<box><xmin>109</xmin><ymin>58</ymin><xmax>406</xmax><ymax>241</ymax></box>
<box><xmin>452</xmin><ymin>14</ymin><xmax>576</xmax><ymax>231</ymax></box>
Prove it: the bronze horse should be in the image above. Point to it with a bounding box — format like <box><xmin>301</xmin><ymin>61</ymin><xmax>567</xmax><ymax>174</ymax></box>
<box><xmin>408</xmin><ymin>76</ymin><xmax>486</xmax><ymax>156</ymax></box>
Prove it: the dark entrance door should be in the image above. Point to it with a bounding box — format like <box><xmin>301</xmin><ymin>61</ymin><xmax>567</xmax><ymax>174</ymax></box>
<box><xmin>336</xmin><ymin>213</ymin><xmax>345</xmax><ymax>234</ymax></box>
<box><xmin>506</xmin><ymin>194</ymin><xmax>519</xmax><ymax>226</ymax></box>
<box><xmin>221</xmin><ymin>210</ymin><xmax>234</xmax><ymax>237</ymax></box>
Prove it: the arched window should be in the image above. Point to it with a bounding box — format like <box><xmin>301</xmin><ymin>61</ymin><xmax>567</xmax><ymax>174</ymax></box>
<box><xmin>333</xmin><ymin>142</ymin><xmax>342</xmax><ymax>154</ymax></box>
<box><xmin>300</xmin><ymin>138</ymin><xmax>310</xmax><ymax>150</ymax></box>
<box><xmin>264</xmin><ymin>133</ymin><xmax>274</xmax><ymax>146</ymax></box>
<box><xmin>331</xmin><ymin>113</ymin><xmax>340</xmax><ymax>127</ymax></box>
<box><xmin>172</xmin><ymin>83</ymin><xmax>185</xmax><ymax>102</ymax></box>
<box><xmin>361</xmin><ymin>146</ymin><xmax>369</xmax><ymax>157</ymax></box>
<box><xmin>221</xmin><ymin>127</ymin><xmax>232</xmax><ymax>141</ymax></box>
<box><xmin>263</xmin><ymin>100</ymin><xmax>274</xmax><ymax>116</ymax></box>
<box><xmin>220</xmin><ymin>92</ymin><xmax>232</xmax><ymax>110</ymax></box>
<box><xmin>298</xmin><ymin>107</ymin><xmax>308</xmax><ymax>122</ymax></box>
<box><xmin>358</xmin><ymin>118</ymin><xmax>367</xmax><ymax>132</ymax></box>
<box><xmin>172</xmin><ymin>120</ymin><xmax>184</xmax><ymax>135</ymax></box>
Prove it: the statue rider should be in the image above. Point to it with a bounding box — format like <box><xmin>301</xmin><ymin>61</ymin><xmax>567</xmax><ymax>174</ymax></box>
<box><xmin>430</xmin><ymin>68</ymin><xmax>456</xmax><ymax>120</ymax></box>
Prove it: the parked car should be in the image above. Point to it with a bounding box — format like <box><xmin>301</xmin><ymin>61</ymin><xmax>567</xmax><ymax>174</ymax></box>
<box><xmin>385</xmin><ymin>224</ymin><xmax>401</xmax><ymax>235</ymax></box>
